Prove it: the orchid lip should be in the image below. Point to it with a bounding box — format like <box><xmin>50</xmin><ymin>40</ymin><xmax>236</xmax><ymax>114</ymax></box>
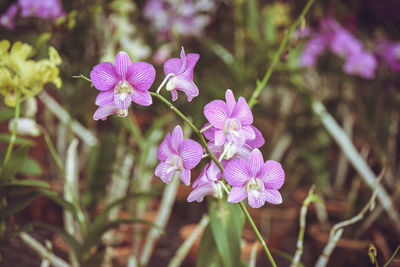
<box><xmin>246</xmin><ymin>177</ymin><xmax>263</xmax><ymax>192</ymax></box>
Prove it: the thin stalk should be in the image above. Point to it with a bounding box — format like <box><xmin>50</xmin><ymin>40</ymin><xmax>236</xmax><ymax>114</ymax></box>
<box><xmin>291</xmin><ymin>186</ymin><xmax>316</xmax><ymax>267</ymax></box>
<box><xmin>156</xmin><ymin>73</ymin><xmax>175</xmax><ymax>94</ymax></box>
<box><xmin>248</xmin><ymin>0</ymin><xmax>315</xmax><ymax>108</ymax></box>
<box><xmin>383</xmin><ymin>245</ymin><xmax>400</xmax><ymax>267</ymax></box>
<box><xmin>40</xmin><ymin>126</ymin><xmax>64</xmax><ymax>173</ymax></box>
<box><xmin>3</xmin><ymin>91</ymin><xmax>21</xmax><ymax>167</ymax></box>
<box><xmin>239</xmin><ymin>202</ymin><xmax>276</xmax><ymax>267</ymax></box>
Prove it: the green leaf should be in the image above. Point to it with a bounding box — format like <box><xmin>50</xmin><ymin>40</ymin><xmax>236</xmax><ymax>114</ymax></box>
<box><xmin>197</xmin><ymin>224</ymin><xmax>223</xmax><ymax>267</ymax></box>
<box><xmin>81</xmin><ymin>218</ymin><xmax>162</xmax><ymax>259</ymax></box>
<box><xmin>19</xmin><ymin>157</ymin><xmax>42</xmax><ymax>175</ymax></box>
<box><xmin>0</xmin><ymin>146</ymin><xmax>29</xmax><ymax>183</ymax></box>
<box><xmin>37</xmin><ymin>188</ymin><xmax>80</xmax><ymax>221</ymax></box>
<box><xmin>209</xmin><ymin>201</ymin><xmax>245</xmax><ymax>267</ymax></box>
<box><xmin>0</xmin><ymin>108</ymin><xmax>14</xmax><ymax>122</ymax></box>
<box><xmin>33</xmin><ymin>222</ymin><xmax>82</xmax><ymax>259</ymax></box>
<box><xmin>0</xmin><ymin>190</ymin><xmax>41</xmax><ymax>219</ymax></box>
<box><xmin>0</xmin><ymin>134</ymin><xmax>35</xmax><ymax>146</ymax></box>
<box><xmin>0</xmin><ymin>179</ymin><xmax>49</xmax><ymax>188</ymax></box>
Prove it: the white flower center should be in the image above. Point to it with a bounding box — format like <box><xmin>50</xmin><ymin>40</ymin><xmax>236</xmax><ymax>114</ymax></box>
<box><xmin>166</xmin><ymin>154</ymin><xmax>183</xmax><ymax>173</ymax></box>
<box><xmin>246</xmin><ymin>178</ymin><xmax>264</xmax><ymax>193</ymax></box>
<box><xmin>115</xmin><ymin>80</ymin><xmax>133</xmax><ymax>101</ymax></box>
<box><xmin>223</xmin><ymin>118</ymin><xmax>241</xmax><ymax>137</ymax></box>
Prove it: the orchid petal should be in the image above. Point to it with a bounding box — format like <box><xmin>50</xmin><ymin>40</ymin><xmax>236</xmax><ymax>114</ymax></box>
<box><xmin>169</xmin><ymin>75</ymin><xmax>199</xmax><ymax>102</ymax></box>
<box><xmin>204</xmin><ymin>100</ymin><xmax>229</xmax><ymax>129</ymax></box>
<box><xmin>155</xmin><ymin>162</ymin><xmax>174</xmax><ymax>184</ymax></box>
<box><xmin>231</xmin><ymin>96</ymin><xmax>253</xmax><ymax>125</ymax></box>
<box><xmin>95</xmin><ymin>90</ymin><xmax>114</xmax><ymax>106</ymax></box>
<box><xmin>131</xmin><ymin>90</ymin><xmax>152</xmax><ymax>106</ymax></box>
<box><xmin>264</xmin><ymin>189</ymin><xmax>282</xmax><ymax>204</ymax></box>
<box><xmin>246</xmin><ymin>125</ymin><xmax>265</xmax><ymax>148</ymax></box>
<box><xmin>225</xmin><ymin>89</ymin><xmax>236</xmax><ymax>116</ymax></box>
<box><xmin>228</xmin><ymin>186</ymin><xmax>247</xmax><ymax>203</ymax></box>
<box><xmin>259</xmin><ymin>160</ymin><xmax>285</xmax><ymax>189</ymax></box>
<box><xmin>164</xmin><ymin>58</ymin><xmax>183</xmax><ymax>75</ymax></box>
<box><xmin>247</xmin><ymin>187</ymin><xmax>267</xmax><ymax>208</ymax></box>
<box><xmin>179</xmin><ymin>139</ymin><xmax>203</xmax><ymax>169</ymax></box>
<box><xmin>224</xmin><ymin>159</ymin><xmax>249</xmax><ymax>187</ymax></box>
<box><xmin>214</xmin><ymin>130</ymin><xmax>226</xmax><ymax>146</ymax></box>
<box><xmin>90</xmin><ymin>62</ymin><xmax>119</xmax><ymax>91</ymax></box>
<box><xmin>126</xmin><ymin>62</ymin><xmax>156</xmax><ymax>91</ymax></box>
<box><xmin>93</xmin><ymin>103</ymin><xmax>119</xmax><ymax>121</ymax></box>
<box><xmin>187</xmin><ymin>182</ymin><xmax>216</xmax><ymax>202</ymax></box>
<box><xmin>170</xmin><ymin>125</ymin><xmax>183</xmax><ymax>151</ymax></box>
<box><xmin>248</xmin><ymin>149</ymin><xmax>264</xmax><ymax>177</ymax></box>
<box><xmin>114</xmin><ymin>51</ymin><xmax>132</xmax><ymax>79</ymax></box>
<box><xmin>157</xmin><ymin>133</ymin><xmax>172</xmax><ymax>161</ymax></box>
<box><xmin>180</xmin><ymin>169</ymin><xmax>191</xmax><ymax>186</ymax></box>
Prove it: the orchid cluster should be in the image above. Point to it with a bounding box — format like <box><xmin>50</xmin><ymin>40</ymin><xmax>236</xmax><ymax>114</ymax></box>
<box><xmin>0</xmin><ymin>0</ymin><xmax>65</xmax><ymax>30</ymax></box>
<box><xmin>299</xmin><ymin>17</ymin><xmax>377</xmax><ymax>79</ymax></box>
<box><xmin>0</xmin><ymin>40</ymin><xmax>62</xmax><ymax>107</ymax></box>
<box><xmin>90</xmin><ymin>47</ymin><xmax>285</xmax><ymax>209</ymax></box>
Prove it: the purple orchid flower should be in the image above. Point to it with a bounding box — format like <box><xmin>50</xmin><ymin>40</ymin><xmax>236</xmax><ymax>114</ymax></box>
<box><xmin>18</xmin><ymin>0</ymin><xmax>65</xmax><ymax>20</ymax></box>
<box><xmin>203</xmin><ymin>89</ymin><xmax>255</xmax><ymax>147</ymax></box>
<box><xmin>155</xmin><ymin>125</ymin><xmax>203</xmax><ymax>186</ymax></box>
<box><xmin>163</xmin><ymin>47</ymin><xmax>199</xmax><ymax>102</ymax></box>
<box><xmin>0</xmin><ymin>4</ymin><xmax>18</xmax><ymax>30</ymax></box>
<box><xmin>90</xmin><ymin>51</ymin><xmax>155</xmax><ymax>120</ymax></box>
<box><xmin>224</xmin><ymin>149</ymin><xmax>285</xmax><ymax>208</ymax></box>
<box><xmin>298</xmin><ymin>17</ymin><xmax>377</xmax><ymax>79</ymax></box>
<box><xmin>187</xmin><ymin>161</ymin><xmax>223</xmax><ymax>202</ymax></box>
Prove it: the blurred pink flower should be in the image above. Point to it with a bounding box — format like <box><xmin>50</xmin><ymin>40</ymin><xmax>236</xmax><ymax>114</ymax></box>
<box><xmin>0</xmin><ymin>4</ymin><xmax>18</xmax><ymax>30</ymax></box>
<box><xmin>18</xmin><ymin>0</ymin><xmax>65</xmax><ymax>20</ymax></box>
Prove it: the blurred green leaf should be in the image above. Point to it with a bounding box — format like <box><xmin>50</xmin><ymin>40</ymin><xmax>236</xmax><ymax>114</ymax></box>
<box><xmin>0</xmin><ymin>190</ymin><xmax>41</xmax><ymax>219</ymax></box>
<box><xmin>19</xmin><ymin>157</ymin><xmax>42</xmax><ymax>175</ymax></box>
<box><xmin>0</xmin><ymin>146</ymin><xmax>29</xmax><ymax>183</ymax></box>
<box><xmin>0</xmin><ymin>134</ymin><xmax>35</xmax><ymax>146</ymax></box>
<box><xmin>0</xmin><ymin>179</ymin><xmax>49</xmax><ymax>188</ymax></box>
<box><xmin>197</xmin><ymin>224</ymin><xmax>223</xmax><ymax>267</ymax></box>
<box><xmin>209</xmin><ymin>201</ymin><xmax>245</xmax><ymax>267</ymax></box>
<box><xmin>0</xmin><ymin>108</ymin><xmax>14</xmax><ymax>122</ymax></box>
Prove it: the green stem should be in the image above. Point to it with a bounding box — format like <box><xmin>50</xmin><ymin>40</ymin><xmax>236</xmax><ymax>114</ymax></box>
<box><xmin>3</xmin><ymin>91</ymin><xmax>21</xmax><ymax>167</ymax></box>
<box><xmin>239</xmin><ymin>202</ymin><xmax>277</xmax><ymax>267</ymax></box>
<box><xmin>150</xmin><ymin>91</ymin><xmax>277</xmax><ymax>267</ymax></box>
<box><xmin>248</xmin><ymin>0</ymin><xmax>315</xmax><ymax>108</ymax></box>
<box><xmin>383</xmin><ymin>245</ymin><xmax>400</xmax><ymax>267</ymax></box>
<box><xmin>40</xmin><ymin>126</ymin><xmax>65</xmax><ymax>173</ymax></box>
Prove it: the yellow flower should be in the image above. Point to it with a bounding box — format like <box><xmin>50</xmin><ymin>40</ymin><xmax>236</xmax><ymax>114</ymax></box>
<box><xmin>0</xmin><ymin>40</ymin><xmax>62</xmax><ymax>107</ymax></box>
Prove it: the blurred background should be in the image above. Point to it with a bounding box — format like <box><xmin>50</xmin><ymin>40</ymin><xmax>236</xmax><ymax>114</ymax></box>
<box><xmin>0</xmin><ymin>0</ymin><xmax>399</xmax><ymax>266</ymax></box>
